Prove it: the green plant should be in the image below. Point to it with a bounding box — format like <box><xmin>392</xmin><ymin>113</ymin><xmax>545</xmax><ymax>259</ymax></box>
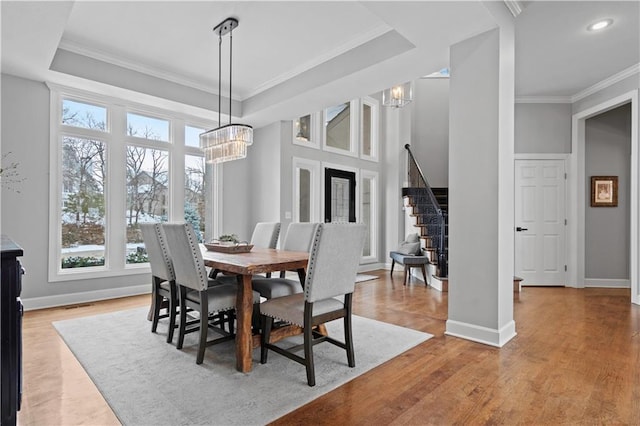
<box><xmin>61</xmin><ymin>256</ymin><xmax>105</xmax><ymax>269</ymax></box>
<box><xmin>218</xmin><ymin>233</ymin><xmax>239</xmax><ymax>243</ymax></box>
<box><xmin>126</xmin><ymin>251</ymin><xmax>149</xmax><ymax>264</ymax></box>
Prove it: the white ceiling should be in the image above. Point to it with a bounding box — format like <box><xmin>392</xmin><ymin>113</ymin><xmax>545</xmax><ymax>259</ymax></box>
<box><xmin>2</xmin><ymin>1</ymin><xmax>639</xmax><ymax>127</ymax></box>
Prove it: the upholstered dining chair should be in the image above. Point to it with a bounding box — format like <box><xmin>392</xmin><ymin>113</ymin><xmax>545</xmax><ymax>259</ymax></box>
<box><xmin>163</xmin><ymin>223</ymin><xmax>260</xmax><ymax>364</ymax></box>
<box><xmin>260</xmin><ymin>223</ymin><xmax>366</xmax><ymax>386</ymax></box>
<box><xmin>251</xmin><ymin>222</ymin><xmax>319</xmax><ymax>300</ymax></box>
<box><xmin>250</xmin><ymin>222</ymin><xmax>281</xmax><ymax>249</ymax></box>
<box><xmin>140</xmin><ymin>223</ymin><xmax>178</xmax><ymax>343</ymax></box>
<box><xmin>210</xmin><ymin>221</ymin><xmax>281</xmax><ymax>280</ymax></box>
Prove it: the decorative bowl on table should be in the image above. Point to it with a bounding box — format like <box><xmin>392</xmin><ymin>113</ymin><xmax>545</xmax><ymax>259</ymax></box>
<box><xmin>204</xmin><ymin>238</ymin><xmax>253</xmax><ymax>253</ymax></box>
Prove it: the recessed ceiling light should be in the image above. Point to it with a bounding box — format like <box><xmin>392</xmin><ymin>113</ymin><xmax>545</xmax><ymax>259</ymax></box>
<box><xmin>587</xmin><ymin>19</ymin><xmax>613</xmax><ymax>31</ymax></box>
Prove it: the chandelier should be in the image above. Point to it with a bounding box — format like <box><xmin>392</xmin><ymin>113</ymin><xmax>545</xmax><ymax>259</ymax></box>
<box><xmin>382</xmin><ymin>81</ymin><xmax>413</xmax><ymax>108</ymax></box>
<box><xmin>200</xmin><ymin>17</ymin><xmax>253</xmax><ymax>164</ymax></box>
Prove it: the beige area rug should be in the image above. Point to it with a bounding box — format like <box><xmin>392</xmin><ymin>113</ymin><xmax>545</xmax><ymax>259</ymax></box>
<box><xmin>54</xmin><ymin>307</ymin><xmax>432</xmax><ymax>426</ymax></box>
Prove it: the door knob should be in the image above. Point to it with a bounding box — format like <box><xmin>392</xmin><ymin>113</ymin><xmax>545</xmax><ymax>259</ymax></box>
<box><xmin>516</xmin><ymin>227</ymin><xmax>528</xmax><ymax>232</ymax></box>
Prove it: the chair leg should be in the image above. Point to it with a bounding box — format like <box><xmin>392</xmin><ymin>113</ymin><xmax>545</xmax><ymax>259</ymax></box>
<box><xmin>390</xmin><ymin>259</ymin><xmax>395</xmax><ymax>275</ymax></box>
<box><xmin>344</xmin><ymin>295</ymin><xmax>355</xmax><ymax>368</ymax></box>
<box><xmin>151</xmin><ymin>278</ymin><xmax>162</xmax><ymax>333</ymax></box>
<box><xmin>421</xmin><ymin>265</ymin><xmax>428</xmax><ymax>286</ymax></box>
<box><xmin>196</xmin><ymin>294</ymin><xmax>208</xmax><ymax>364</ymax></box>
<box><xmin>166</xmin><ymin>282</ymin><xmax>177</xmax><ymax>343</ymax></box>
<box><xmin>403</xmin><ymin>265</ymin><xmax>409</xmax><ymax>285</ymax></box>
<box><xmin>304</xmin><ymin>307</ymin><xmax>315</xmax><ymax>387</ymax></box>
<box><xmin>260</xmin><ymin>315</ymin><xmax>273</xmax><ymax>364</ymax></box>
<box><xmin>176</xmin><ymin>287</ymin><xmax>187</xmax><ymax>350</ymax></box>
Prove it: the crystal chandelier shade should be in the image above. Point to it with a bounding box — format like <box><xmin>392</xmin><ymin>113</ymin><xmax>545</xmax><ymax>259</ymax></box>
<box><xmin>382</xmin><ymin>81</ymin><xmax>414</xmax><ymax>108</ymax></box>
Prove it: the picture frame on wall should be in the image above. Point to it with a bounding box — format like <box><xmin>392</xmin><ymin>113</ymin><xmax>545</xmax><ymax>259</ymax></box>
<box><xmin>590</xmin><ymin>176</ymin><xmax>618</xmax><ymax>207</ymax></box>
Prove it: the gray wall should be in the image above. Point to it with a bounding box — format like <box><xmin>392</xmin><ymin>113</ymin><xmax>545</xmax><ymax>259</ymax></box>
<box><xmin>515</xmin><ymin>103</ymin><xmax>572</xmax><ymax>153</ymax></box>
<box><xmin>0</xmin><ymin>74</ymin><xmax>148</xmax><ymax>301</ymax></box>
<box><xmin>585</xmin><ymin>103</ymin><xmax>631</xmax><ymax>280</ymax></box>
<box><xmin>410</xmin><ymin>78</ymin><xmax>449</xmax><ymax>187</ymax></box>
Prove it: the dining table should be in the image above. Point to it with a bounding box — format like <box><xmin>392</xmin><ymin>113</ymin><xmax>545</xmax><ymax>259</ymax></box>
<box><xmin>200</xmin><ymin>245</ymin><xmax>309</xmax><ymax>373</ymax></box>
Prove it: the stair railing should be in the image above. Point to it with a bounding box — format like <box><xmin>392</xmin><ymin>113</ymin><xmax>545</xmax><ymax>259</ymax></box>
<box><xmin>404</xmin><ymin>144</ymin><xmax>447</xmax><ymax>277</ymax></box>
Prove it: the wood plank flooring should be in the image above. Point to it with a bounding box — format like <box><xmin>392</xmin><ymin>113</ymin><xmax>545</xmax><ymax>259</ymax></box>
<box><xmin>17</xmin><ymin>270</ymin><xmax>640</xmax><ymax>425</ymax></box>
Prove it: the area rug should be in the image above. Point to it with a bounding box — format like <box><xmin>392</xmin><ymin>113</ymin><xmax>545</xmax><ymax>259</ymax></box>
<box><xmin>54</xmin><ymin>307</ymin><xmax>431</xmax><ymax>426</ymax></box>
<box><xmin>355</xmin><ymin>274</ymin><xmax>378</xmax><ymax>283</ymax></box>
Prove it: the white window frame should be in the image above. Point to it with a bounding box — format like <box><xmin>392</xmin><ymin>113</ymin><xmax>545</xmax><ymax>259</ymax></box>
<box><xmin>360</xmin><ymin>170</ymin><xmax>379</xmax><ymax>263</ymax></box>
<box><xmin>292</xmin><ymin>112</ymin><xmax>321</xmax><ymax>150</ymax></box>
<box><xmin>360</xmin><ymin>96</ymin><xmax>380</xmax><ymax>162</ymax></box>
<box><xmin>48</xmin><ymin>84</ymin><xmax>217</xmax><ymax>282</ymax></box>
<box><xmin>322</xmin><ymin>100</ymin><xmax>359</xmax><ymax>158</ymax></box>
<box><xmin>291</xmin><ymin>157</ymin><xmax>321</xmax><ymax>223</ymax></box>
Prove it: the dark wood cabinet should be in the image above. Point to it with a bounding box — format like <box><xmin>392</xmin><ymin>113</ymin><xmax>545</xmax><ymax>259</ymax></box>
<box><xmin>1</xmin><ymin>236</ymin><xmax>23</xmax><ymax>426</ymax></box>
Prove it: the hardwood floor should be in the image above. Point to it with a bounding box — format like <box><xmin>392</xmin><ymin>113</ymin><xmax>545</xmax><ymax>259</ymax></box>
<box><xmin>18</xmin><ymin>270</ymin><xmax>640</xmax><ymax>425</ymax></box>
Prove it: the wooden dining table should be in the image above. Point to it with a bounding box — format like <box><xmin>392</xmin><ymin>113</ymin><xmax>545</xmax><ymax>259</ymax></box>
<box><xmin>200</xmin><ymin>246</ymin><xmax>309</xmax><ymax>373</ymax></box>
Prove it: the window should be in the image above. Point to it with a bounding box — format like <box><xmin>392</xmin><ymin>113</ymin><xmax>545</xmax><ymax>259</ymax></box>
<box><xmin>50</xmin><ymin>87</ymin><xmax>217</xmax><ymax>281</ymax></box>
<box><xmin>292</xmin><ymin>157</ymin><xmax>320</xmax><ymax>223</ymax></box>
<box><xmin>292</xmin><ymin>113</ymin><xmax>320</xmax><ymax>149</ymax></box>
<box><xmin>322</xmin><ymin>101</ymin><xmax>358</xmax><ymax>157</ymax></box>
<box><xmin>360</xmin><ymin>170</ymin><xmax>378</xmax><ymax>262</ymax></box>
<box><xmin>360</xmin><ymin>96</ymin><xmax>379</xmax><ymax>162</ymax></box>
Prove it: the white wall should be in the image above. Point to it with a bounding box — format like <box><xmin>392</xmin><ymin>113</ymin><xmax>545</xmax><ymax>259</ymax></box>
<box><xmin>0</xmin><ymin>74</ymin><xmax>149</xmax><ymax>307</ymax></box>
<box><xmin>410</xmin><ymin>78</ymin><xmax>449</xmax><ymax>187</ymax></box>
<box><xmin>515</xmin><ymin>103</ymin><xmax>572</xmax><ymax>153</ymax></box>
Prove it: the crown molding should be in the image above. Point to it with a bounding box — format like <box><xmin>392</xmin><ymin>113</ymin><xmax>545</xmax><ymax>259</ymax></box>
<box><xmin>515</xmin><ymin>96</ymin><xmax>572</xmax><ymax>104</ymax></box>
<box><xmin>571</xmin><ymin>63</ymin><xmax>640</xmax><ymax>103</ymax></box>
<box><xmin>57</xmin><ymin>38</ymin><xmax>216</xmax><ymax>95</ymax></box>
<box><xmin>503</xmin><ymin>0</ymin><xmax>523</xmax><ymax>18</ymax></box>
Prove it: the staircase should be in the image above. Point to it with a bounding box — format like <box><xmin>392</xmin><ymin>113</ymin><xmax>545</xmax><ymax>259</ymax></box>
<box><xmin>402</xmin><ymin>144</ymin><xmax>448</xmax><ymax>281</ymax></box>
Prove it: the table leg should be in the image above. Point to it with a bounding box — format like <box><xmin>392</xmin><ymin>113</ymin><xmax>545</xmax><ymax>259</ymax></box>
<box><xmin>236</xmin><ymin>274</ymin><xmax>253</xmax><ymax>372</ymax></box>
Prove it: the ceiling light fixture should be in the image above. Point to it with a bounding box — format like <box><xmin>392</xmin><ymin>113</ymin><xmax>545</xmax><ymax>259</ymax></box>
<box><xmin>200</xmin><ymin>17</ymin><xmax>253</xmax><ymax>164</ymax></box>
<box><xmin>382</xmin><ymin>81</ymin><xmax>414</xmax><ymax>108</ymax></box>
<box><xmin>587</xmin><ymin>18</ymin><xmax>613</xmax><ymax>31</ymax></box>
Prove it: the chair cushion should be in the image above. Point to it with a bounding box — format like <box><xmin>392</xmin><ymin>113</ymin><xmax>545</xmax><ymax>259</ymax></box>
<box><xmin>260</xmin><ymin>293</ymin><xmax>344</xmax><ymax>327</ymax></box>
<box><xmin>405</xmin><ymin>233</ymin><xmax>420</xmax><ymax>243</ymax></box>
<box><xmin>390</xmin><ymin>251</ymin><xmax>429</xmax><ymax>265</ymax></box>
<box><xmin>159</xmin><ymin>280</ymin><xmax>172</xmax><ymax>291</ymax></box>
<box><xmin>396</xmin><ymin>241</ymin><xmax>421</xmax><ymax>255</ymax></box>
<box><xmin>252</xmin><ymin>277</ymin><xmax>303</xmax><ymax>299</ymax></box>
<box><xmin>185</xmin><ymin>284</ymin><xmax>260</xmax><ymax>313</ymax></box>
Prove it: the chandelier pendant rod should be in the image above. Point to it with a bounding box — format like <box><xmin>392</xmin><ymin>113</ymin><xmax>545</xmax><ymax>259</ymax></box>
<box><xmin>229</xmin><ymin>29</ymin><xmax>233</xmax><ymax>125</ymax></box>
<box><xmin>218</xmin><ymin>32</ymin><xmax>222</xmax><ymax>128</ymax></box>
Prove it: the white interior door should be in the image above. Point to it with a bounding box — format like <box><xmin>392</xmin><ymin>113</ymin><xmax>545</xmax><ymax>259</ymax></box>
<box><xmin>515</xmin><ymin>159</ymin><xmax>566</xmax><ymax>286</ymax></box>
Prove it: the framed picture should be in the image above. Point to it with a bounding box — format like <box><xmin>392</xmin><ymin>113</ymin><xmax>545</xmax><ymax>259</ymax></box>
<box><xmin>591</xmin><ymin>176</ymin><xmax>618</xmax><ymax>207</ymax></box>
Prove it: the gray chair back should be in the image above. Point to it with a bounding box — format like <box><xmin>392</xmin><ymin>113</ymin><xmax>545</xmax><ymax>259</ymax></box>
<box><xmin>140</xmin><ymin>223</ymin><xmax>174</xmax><ymax>282</ymax></box>
<box><xmin>282</xmin><ymin>222</ymin><xmax>320</xmax><ymax>252</ymax></box>
<box><xmin>304</xmin><ymin>223</ymin><xmax>366</xmax><ymax>303</ymax></box>
<box><xmin>250</xmin><ymin>222</ymin><xmax>281</xmax><ymax>249</ymax></box>
<box><xmin>162</xmin><ymin>223</ymin><xmax>209</xmax><ymax>292</ymax></box>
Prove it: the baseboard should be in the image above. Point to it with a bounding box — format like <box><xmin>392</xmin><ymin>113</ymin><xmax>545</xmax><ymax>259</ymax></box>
<box><xmin>445</xmin><ymin>319</ymin><xmax>517</xmax><ymax>348</ymax></box>
<box><xmin>584</xmin><ymin>279</ymin><xmax>630</xmax><ymax>288</ymax></box>
<box><xmin>431</xmin><ymin>275</ymin><xmax>448</xmax><ymax>292</ymax></box>
<box><xmin>358</xmin><ymin>262</ymin><xmax>386</xmax><ymax>273</ymax></box>
<box><xmin>22</xmin><ymin>284</ymin><xmax>151</xmax><ymax>311</ymax></box>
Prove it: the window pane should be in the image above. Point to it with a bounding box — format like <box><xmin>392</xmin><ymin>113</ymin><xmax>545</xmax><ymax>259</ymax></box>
<box><xmin>362</xmin><ymin>104</ymin><xmax>372</xmax><ymax>157</ymax></box>
<box><xmin>185</xmin><ymin>154</ymin><xmax>206</xmax><ymax>242</ymax></box>
<box><xmin>127</xmin><ymin>112</ymin><xmax>169</xmax><ymax>141</ymax></box>
<box><xmin>62</xmin><ymin>99</ymin><xmax>107</xmax><ymax>131</ymax></box>
<box><xmin>61</xmin><ymin>137</ymin><xmax>107</xmax><ymax>269</ymax></box>
<box><xmin>362</xmin><ymin>178</ymin><xmax>372</xmax><ymax>256</ymax></box>
<box><xmin>125</xmin><ymin>147</ymin><xmax>169</xmax><ymax>264</ymax></box>
<box><xmin>186</xmin><ymin>125</ymin><xmax>205</xmax><ymax>148</ymax></box>
<box><xmin>294</xmin><ymin>115</ymin><xmax>312</xmax><ymax>143</ymax></box>
<box><xmin>325</xmin><ymin>103</ymin><xmax>350</xmax><ymax>150</ymax></box>
<box><xmin>298</xmin><ymin>168</ymin><xmax>311</xmax><ymax>222</ymax></box>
